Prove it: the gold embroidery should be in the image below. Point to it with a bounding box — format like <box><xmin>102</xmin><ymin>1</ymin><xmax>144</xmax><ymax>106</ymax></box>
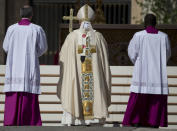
<box><xmin>79</xmin><ymin>36</ymin><xmax>96</xmax><ymax>120</ymax></box>
<box><xmin>78</xmin><ymin>45</ymin><xmax>83</xmax><ymax>54</ymax></box>
<box><xmin>90</xmin><ymin>45</ymin><xmax>96</xmax><ymax>53</ymax></box>
<box><xmin>86</xmin><ymin>50</ymin><xmax>89</xmax><ymax>55</ymax></box>
<box><xmin>80</xmin><ymin>4</ymin><xmax>90</xmax><ymax>22</ymax></box>
<box><xmin>84</xmin><ymin>84</ymin><xmax>89</xmax><ymax>89</ymax></box>
<box><xmin>81</xmin><ymin>58</ymin><xmax>92</xmax><ymax>73</ymax></box>
<box><xmin>84</xmin><ymin>92</ymin><xmax>90</xmax><ymax>98</ymax></box>
<box><xmin>85</xmin><ymin>76</ymin><xmax>89</xmax><ymax>82</ymax></box>
<box><xmin>83</xmin><ymin>101</ymin><xmax>93</xmax><ymax>119</ymax></box>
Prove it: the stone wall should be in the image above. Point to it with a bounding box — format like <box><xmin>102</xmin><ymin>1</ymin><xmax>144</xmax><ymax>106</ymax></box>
<box><xmin>0</xmin><ymin>0</ymin><xmax>29</xmax><ymax>64</ymax></box>
<box><xmin>0</xmin><ymin>0</ymin><xmax>6</xmax><ymax>64</ymax></box>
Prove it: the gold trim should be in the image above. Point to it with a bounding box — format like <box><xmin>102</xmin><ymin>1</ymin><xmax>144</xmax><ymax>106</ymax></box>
<box><xmin>90</xmin><ymin>45</ymin><xmax>96</xmax><ymax>53</ymax></box>
<box><xmin>85</xmin><ymin>76</ymin><xmax>89</xmax><ymax>82</ymax></box>
<box><xmin>78</xmin><ymin>45</ymin><xmax>83</xmax><ymax>54</ymax></box>
<box><xmin>80</xmin><ymin>35</ymin><xmax>97</xmax><ymax>120</ymax></box>
<box><xmin>80</xmin><ymin>18</ymin><xmax>90</xmax><ymax>22</ymax></box>
<box><xmin>81</xmin><ymin>58</ymin><xmax>92</xmax><ymax>73</ymax></box>
<box><xmin>84</xmin><ymin>84</ymin><xmax>89</xmax><ymax>89</ymax></box>
<box><xmin>83</xmin><ymin>101</ymin><xmax>93</xmax><ymax>117</ymax></box>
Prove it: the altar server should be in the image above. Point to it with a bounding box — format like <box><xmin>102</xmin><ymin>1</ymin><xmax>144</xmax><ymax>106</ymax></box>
<box><xmin>123</xmin><ymin>14</ymin><xmax>171</xmax><ymax>128</ymax></box>
<box><xmin>3</xmin><ymin>5</ymin><xmax>47</xmax><ymax>126</ymax></box>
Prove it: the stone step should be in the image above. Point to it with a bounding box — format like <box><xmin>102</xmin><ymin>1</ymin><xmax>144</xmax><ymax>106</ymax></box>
<box><xmin>0</xmin><ymin>126</ymin><xmax>176</xmax><ymax>131</ymax></box>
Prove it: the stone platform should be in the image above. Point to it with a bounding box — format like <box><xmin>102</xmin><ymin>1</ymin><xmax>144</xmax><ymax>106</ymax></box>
<box><xmin>0</xmin><ymin>126</ymin><xmax>176</xmax><ymax>131</ymax></box>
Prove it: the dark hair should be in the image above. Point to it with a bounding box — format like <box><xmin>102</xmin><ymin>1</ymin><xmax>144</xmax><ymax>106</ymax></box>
<box><xmin>20</xmin><ymin>6</ymin><xmax>33</xmax><ymax>18</ymax></box>
<box><xmin>144</xmin><ymin>14</ymin><xmax>156</xmax><ymax>27</ymax></box>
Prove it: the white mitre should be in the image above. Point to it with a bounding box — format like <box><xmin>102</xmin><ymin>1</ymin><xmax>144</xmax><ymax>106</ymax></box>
<box><xmin>77</xmin><ymin>4</ymin><xmax>95</xmax><ymax>21</ymax></box>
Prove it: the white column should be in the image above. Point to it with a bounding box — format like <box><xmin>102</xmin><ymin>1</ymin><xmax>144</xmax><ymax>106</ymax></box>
<box><xmin>131</xmin><ymin>0</ymin><xmax>143</xmax><ymax>24</ymax></box>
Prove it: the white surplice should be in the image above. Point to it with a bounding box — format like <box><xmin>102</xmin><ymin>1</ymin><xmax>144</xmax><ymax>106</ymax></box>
<box><xmin>3</xmin><ymin>23</ymin><xmax>47</xmax><ymax>94</ymax></box>
<box><xmin>128</xmin><ymin>30</ymin><xmax>171</xmax><ymax>95</ymax></box>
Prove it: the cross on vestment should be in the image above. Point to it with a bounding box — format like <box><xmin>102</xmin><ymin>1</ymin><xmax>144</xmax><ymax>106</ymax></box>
<box><xmin>63</xmin><ymin>8</ymin><xmax>78</xmax><ymax>32</ymax></box>
<box><xmin>78</xmin><ymin>36</ymin><xmax>96</xmax><ymax>119</ymax></box>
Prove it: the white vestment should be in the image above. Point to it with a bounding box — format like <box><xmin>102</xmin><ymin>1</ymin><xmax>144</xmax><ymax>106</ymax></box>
<box><xmin>128</xmin><ymin>30</ymin><xmax>171</xmax><ymax>95</ymax></box>
<box><xmin>3</xmin><ymin>23</ymin><xmax>47</xmax><ymax>94</ymax></box>
<box><xmin>57</xmin><ymin>24</ymin><xmax>111</xmax><ymax>125</ymax></box>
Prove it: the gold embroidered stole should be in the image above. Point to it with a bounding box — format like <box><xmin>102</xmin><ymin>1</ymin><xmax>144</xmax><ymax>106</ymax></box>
<box><xmin>78</xmin><ymin>36</ymin><xmax>96</xmax><ymax>120</ymax></box>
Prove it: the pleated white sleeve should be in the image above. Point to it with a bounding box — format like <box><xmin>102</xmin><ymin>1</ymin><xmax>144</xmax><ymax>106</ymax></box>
<box><xmin>36</xmin><ymin>27</ymin><xmax>48</xmax><ymax>57</ymax></box>
<box><xmin>128</xmin><ymin>33</ymin><xmax>140</xmax><ymax>64</ymax></box>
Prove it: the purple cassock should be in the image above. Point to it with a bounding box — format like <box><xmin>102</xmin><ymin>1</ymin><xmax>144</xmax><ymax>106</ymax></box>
<box><xmin>4</xmin><ymin>19</ymin><xmax>42</xmax><ymax>126</ymax></box>
<box><xmin>122</xmin><ymin>26</ymin><xmax>168</xmax><ymax>127</ymax></box>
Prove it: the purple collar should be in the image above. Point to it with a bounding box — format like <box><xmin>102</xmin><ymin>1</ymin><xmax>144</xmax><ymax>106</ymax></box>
<box><xmin>18</xmin><ymin>18</ymin><xmax>31</xmax><ymax>25</ymax></box>
<box><xmin>146</xmin><ymin>26</ymin><xmax>158</xmax><ymax>34</ymax></box>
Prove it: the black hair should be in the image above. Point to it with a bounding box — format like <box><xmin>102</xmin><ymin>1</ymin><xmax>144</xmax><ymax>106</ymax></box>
<box><xmin>144</xmin><ymin>14</ymin><xmax>157</xmax><ymax>27</ymax></box>
<box><xmin>20</xmin><ymin>6</ymin><xmax>33</xmax><ymax>18</ymax></box>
